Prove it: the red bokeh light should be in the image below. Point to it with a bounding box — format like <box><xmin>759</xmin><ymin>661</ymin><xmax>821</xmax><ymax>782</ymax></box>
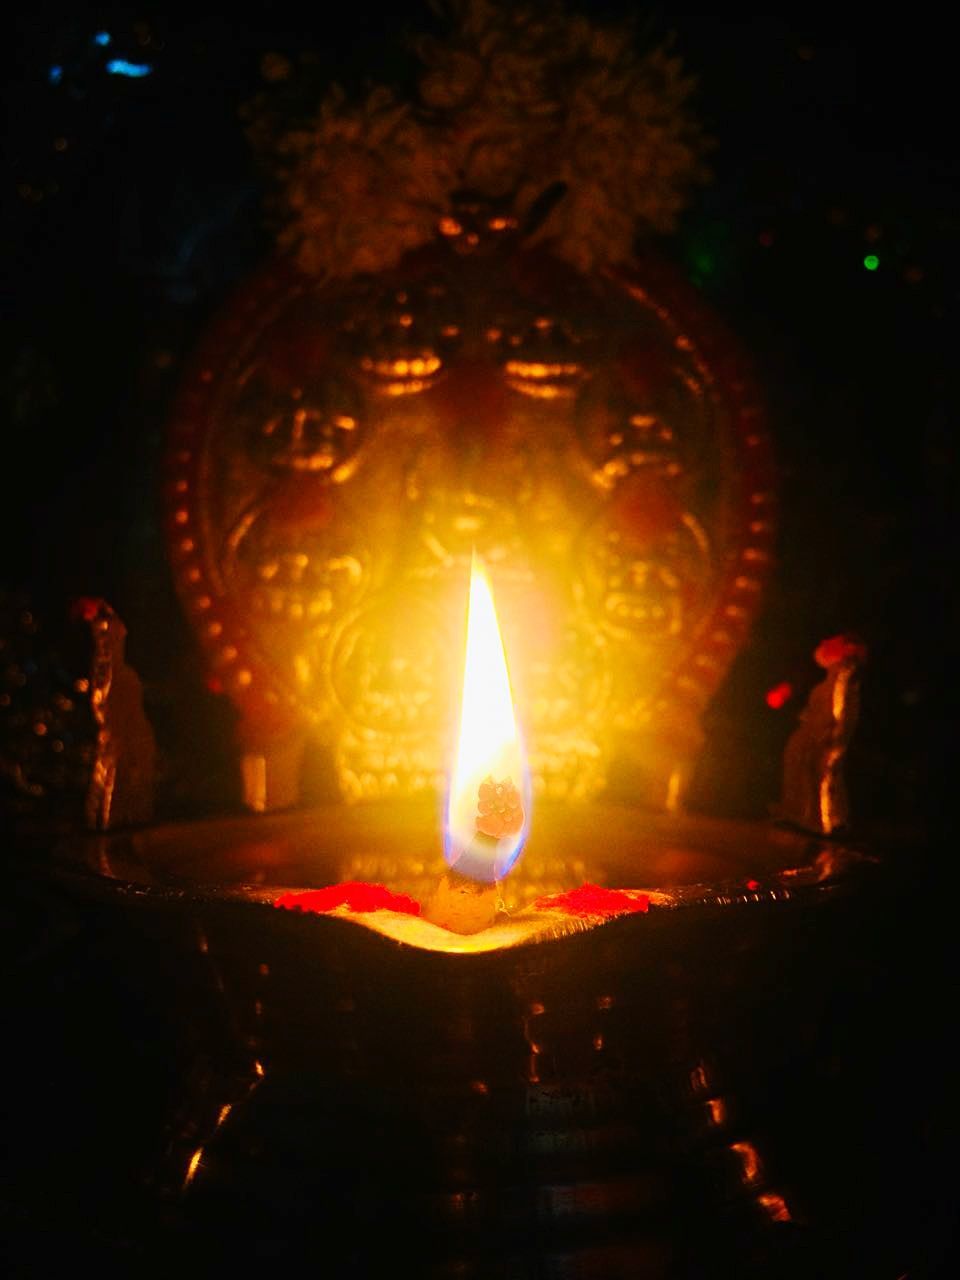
<box><xmin>765</xmin><ymin>681</ymin><xmax>793</xmax><ymax>709</ymax></box>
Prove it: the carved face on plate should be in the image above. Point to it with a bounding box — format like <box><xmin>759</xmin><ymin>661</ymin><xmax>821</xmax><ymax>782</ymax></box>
<box><xmin>166</xmin><ymin>235</ymin><xmax>774</xmax><ymax>805</ymax></box>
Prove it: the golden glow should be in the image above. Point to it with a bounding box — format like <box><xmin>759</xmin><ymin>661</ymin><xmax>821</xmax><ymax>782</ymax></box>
<box><xmin>506</xmin><ymin>381</ymin><xmax>567</xmax><ymax>400</ymax></box>
<box><xmin>504</xmin><ymin>360</ymin><xmax>581</xmax><ymax>379</ymax></box>
<box><xmin>665</xmin><ymin>767</ymin><xmax>682</xmax><ymax>814</ymax></box>
<box><xmin>383</xmin><ymin>379</ymin><xmax>431</xmax><ymax>397</ymax></box>
<box><xmin>757</xmin><ymin>1192</ymin><xmax>792</xmax><ymax>1222</ymax></box>
<box><xmin>241</xmin><ymin>755</ymin><xmax>267</xmax><ymax>814</ymax></box>
<box><xmin>503</xmin><ymin>360</ymin><xmax>582</xmax><ymax>399</ymax></box>
<box><xmin>730</xmin><ymin>1141</ymin><xmax>762</xmax><ymax>1185</ymax></box>
<box><xmin>818</xmin><ymin>664</ymin><xmax>854</xmax><ymax>833</ymax></box>
<box><xmin>689</xmin><ymin>1062</ymin><xmax>710</xmax><ymax>1093</ymax></box>
<box><xmin>706</xmin><ymin>1097</ymin><xmax>728</xmax><ymax>1127</ymax></box>
<box><xmin>446</xmin><ymin>554</ymin><xmax>528</xmax><ymax>882</ymax></box>
<box><xmin>183</xmin><ymin>1147</ymin><xmax>203</xmax><ymax>1191</ymax></box>
<box><xmin>360</xmin><ymin>354</ymin><xmax>441</xmax><ymax>386</ymax></box>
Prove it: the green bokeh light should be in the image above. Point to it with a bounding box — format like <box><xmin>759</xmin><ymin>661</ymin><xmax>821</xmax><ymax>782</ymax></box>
<box><xmin>863</xmin><ymin>254</ymin><xmax>879</xmax><ymax>271</ymax></box>
<box><xmin>693</xmin><ymin>250</ymin><xmax>715</xmax><ymax>276</ymax></box>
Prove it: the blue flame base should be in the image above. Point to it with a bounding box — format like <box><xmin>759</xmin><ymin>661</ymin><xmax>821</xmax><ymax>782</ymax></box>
<box><xmin>447</xmin><ymin>830</ymin><xmax>520</xmax><ymax>884</ymax></box>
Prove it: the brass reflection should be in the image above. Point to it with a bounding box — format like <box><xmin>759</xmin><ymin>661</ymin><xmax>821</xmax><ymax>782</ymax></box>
<box><xmin>167</xmin><ymin>232</ymin><xmax>773</xmax><ymax>812</ymax></box>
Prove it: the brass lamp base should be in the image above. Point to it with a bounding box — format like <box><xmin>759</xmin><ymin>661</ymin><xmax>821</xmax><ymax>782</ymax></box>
<box><xmin>48</xmin><ymin>803</ymin><xmax>881</xmax><ymax>1277</ymax></box>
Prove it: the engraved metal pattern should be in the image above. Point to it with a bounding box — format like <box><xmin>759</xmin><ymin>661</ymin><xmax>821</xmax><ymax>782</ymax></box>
<box><xmin>165</xmin><ymin>241</ymin><xmax>775</xmax><ymax>808</ymax></box>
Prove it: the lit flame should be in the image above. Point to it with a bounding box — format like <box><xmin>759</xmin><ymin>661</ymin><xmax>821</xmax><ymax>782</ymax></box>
<box><xmin>445</xmin><ymin>554</ymin><xmax>529</xmax><ymax>882</ymax></box>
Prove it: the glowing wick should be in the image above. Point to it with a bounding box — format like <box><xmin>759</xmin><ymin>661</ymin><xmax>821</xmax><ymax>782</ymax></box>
<box><xmin>476</xmin><ymin>776</ymin><xmax>523</xmax><ymax>838</ymax></box>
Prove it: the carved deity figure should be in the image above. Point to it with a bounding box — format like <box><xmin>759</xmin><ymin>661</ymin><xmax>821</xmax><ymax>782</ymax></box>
<box><xmin>73</xmin><ymin>598</ymin><xmax>156</xmax><ymax>830</ymax></box>
<box><xmin>778</xmin><ymin>634</ymin><xmax>868</xmax><ymax>836</ymax></box>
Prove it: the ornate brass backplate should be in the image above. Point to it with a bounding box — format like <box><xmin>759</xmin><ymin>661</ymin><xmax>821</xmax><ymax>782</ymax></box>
<box><xmin>165</xmin><ymin>237</ymin><xmax>774</xmax><ymax>809</ymax></box>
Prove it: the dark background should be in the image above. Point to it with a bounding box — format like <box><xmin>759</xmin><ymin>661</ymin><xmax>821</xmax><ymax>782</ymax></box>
<box><xmin>2</xmin><ymin>3</ymin><xmax>958</xmax><ymax>1274</ymax></box>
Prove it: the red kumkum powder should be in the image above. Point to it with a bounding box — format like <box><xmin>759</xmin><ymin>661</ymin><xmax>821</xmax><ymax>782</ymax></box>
<box><xmin>275</xmin><ymin>883</ymin><xmax>422</xmax><ymax>916</ymax></box>
<box><xmin>275</xmin><ymin>882</ymin><xmax>652</xmax><ymax>923</ymax></box>
<box><xmin>535</xmin><ymin>883</ymin><xmax>650</xmax><ymax>918</ymax></box>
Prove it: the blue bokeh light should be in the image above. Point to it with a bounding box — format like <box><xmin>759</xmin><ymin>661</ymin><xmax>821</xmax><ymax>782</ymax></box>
<box><xmin>106</xmin><ymin>59</ymin><xmax>153</xmax><ymax>78</ymax></box>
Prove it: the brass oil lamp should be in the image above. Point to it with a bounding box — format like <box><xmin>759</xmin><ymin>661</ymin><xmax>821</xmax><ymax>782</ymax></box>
<box><xmin>43</xmin><ymin>6</ymin><xmax>882</xmax><ymax>1275</ymax></box>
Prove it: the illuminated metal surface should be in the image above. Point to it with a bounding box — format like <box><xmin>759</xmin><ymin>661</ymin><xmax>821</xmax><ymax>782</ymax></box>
<box><xmin>165</xmin><ymin>238</ymin><xmax>775</xmax><ymax>811</ymax></box>
<box><xmin>48</xmin><ymin>804</ymin><xmax>877</xmax><ymax>1275</ymax></box>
